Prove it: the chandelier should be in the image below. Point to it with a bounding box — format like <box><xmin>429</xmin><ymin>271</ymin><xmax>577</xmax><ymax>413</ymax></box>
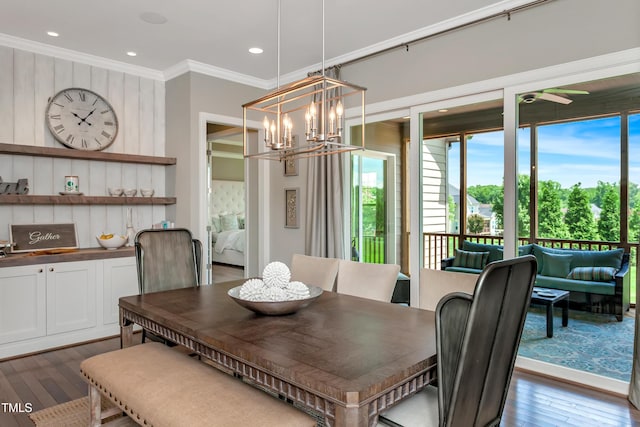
<box><xmin>243</xmin><ymin>0</ymin><xmax>366</xmax><ymax>161</ymax></box>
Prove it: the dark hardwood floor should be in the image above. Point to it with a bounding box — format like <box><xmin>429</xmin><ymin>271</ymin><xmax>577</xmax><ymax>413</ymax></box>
<box><xmin>1</xmin><ymin>334</ymin><xmax>639</xmax><ymax>426</ymax></box>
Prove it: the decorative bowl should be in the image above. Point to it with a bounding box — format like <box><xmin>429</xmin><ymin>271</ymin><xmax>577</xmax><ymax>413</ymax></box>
<box><xmin>96</xmin><ymin>234</ymin><xmax>127</xmax><ymax>250</ymax></box>
<box><xmin>123</xmin><ymin>188</ymin><xmax>137</xmax><ymax>197</ymax></box>
<box><xmin>140</xmin><ymin>188</ymin><xmax>154</xmax><ymax>197</ymax></box>
<box><xmin>108</xmin><ymin>187</ymin><xmax>124</xmax><ymax>196</ymax></box>
<box><xmin>228</xmin><ymin>285</ymin><xmax>323</xmax><ymax>316</ymax></box>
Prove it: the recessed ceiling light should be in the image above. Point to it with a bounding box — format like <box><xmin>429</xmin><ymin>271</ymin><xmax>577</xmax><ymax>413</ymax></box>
<box><xmin>139</xmin><ymin>12</ymin><xmax>167</xmax><ymax>24</ymax></box>
<box><xmin>438</xmin><ymin>109</ymin><xmax>449</xmax><ymax>113</ymax></box>
<box><xmin>47</xmin><ymin>31</ymin><xmax>59</xmax><ymax>37</ymax></box>
<box><xmin>126</xmin><ymin>51</ymin><xmax>137</xmax><ymax>57</ymax></box>
<box><xmin>249</xmin><ymin>47</ymin><xmax>263</xmax><ymax>54</ymax></box>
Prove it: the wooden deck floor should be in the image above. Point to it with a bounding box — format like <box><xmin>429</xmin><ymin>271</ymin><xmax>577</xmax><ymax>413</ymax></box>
<box><xmin>1</xmin><ymin>334</ymin><xmax>639</xmax><ymax>426</ymax></box>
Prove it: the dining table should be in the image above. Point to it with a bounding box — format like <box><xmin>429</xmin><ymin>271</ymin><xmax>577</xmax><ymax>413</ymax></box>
<box><xmin>119</xmin><ymin>280</ymin><xmax>437</xmax><ymax>427</ymax></box>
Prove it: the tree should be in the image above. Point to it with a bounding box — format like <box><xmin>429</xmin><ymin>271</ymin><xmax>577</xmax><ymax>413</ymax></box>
<box><xmin>495</xmin><ymin>175</ymin><xmax>530</xmax><ymax>237</ymax></box>
<box><xmin>468</xmin><ymin>184</ymin><xmax>502</xmax><ymax>206</ymax></box>
<box><xmin>597</xmin><ymin>186</ymin><xmax>620</xmax><ymax>241</ymax></box>
<box><xmin>565</xmin><ymin>183</ymin><xmax>598</xmax><ymax>240</ymax></box>
<box><xmin>538</xmin><ymin>180</ymin><xmax>570</xmax><ymax>238</ymax></box>
<box><xmin>447</xmin><ymin>195</ymin><xmax>457</xmax><ymax>232</ymax></box>
<box><xmin>629</xmin><ymin>209</ymin><xmax>640</xmax><ymax>242</ymax></box>
<box><xmin>467</xmin><ymin>214</ymin><xmax>484</xmax><ymax>234</ymax></box>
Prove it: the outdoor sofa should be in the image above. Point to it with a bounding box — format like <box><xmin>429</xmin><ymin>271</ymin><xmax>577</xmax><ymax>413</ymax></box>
<box><xmin>441</xmin><ymin>240</ymin><xmax>630</xmax><ymax>321</ymax></box>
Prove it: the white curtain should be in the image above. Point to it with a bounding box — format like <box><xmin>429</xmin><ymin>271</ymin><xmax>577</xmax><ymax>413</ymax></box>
<box><xmin>305</xmin><ymin>66</ymin><xmax>345</xmax><ymax>259</ymax></box>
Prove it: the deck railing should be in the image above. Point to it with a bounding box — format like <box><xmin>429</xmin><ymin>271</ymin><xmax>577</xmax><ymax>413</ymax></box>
<box><xmin>351</xmin><ymin>236</ymin><xmax>386</xmax><ymax>264</ymax></box>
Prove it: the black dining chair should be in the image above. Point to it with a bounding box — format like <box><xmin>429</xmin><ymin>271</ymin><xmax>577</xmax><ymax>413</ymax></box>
<box><xmin>134</xmin><ymin>228</ymin><xmax>203</xmax><ymax>345</ymax></box>
<box><xmin>378</xmin><ymin>255</ymin><xmax>537</xmax><ymax>427</ymax></box>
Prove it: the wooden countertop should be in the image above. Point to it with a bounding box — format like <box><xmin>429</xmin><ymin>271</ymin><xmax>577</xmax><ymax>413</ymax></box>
<box><xmin>0</xmin><ymin>247</ymin><xmax>134</xmax><ymax>267</ymax></box>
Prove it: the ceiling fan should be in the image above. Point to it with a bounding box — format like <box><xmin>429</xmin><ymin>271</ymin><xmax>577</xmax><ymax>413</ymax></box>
<box><xmin>518</xmin><ymin>88</ymin><xmax>589</xmax><ymax>105</ymax></box>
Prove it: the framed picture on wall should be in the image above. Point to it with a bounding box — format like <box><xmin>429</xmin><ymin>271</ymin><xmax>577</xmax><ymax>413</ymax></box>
<box><xmin>285</xmin><ymin>188</ymin><xmax>299</xmax><ymax>228</ymax></box>
<box><xmin>284</xmin><ymin>135</ymin><xmax>298</xmax><ymax>176</ymax></box>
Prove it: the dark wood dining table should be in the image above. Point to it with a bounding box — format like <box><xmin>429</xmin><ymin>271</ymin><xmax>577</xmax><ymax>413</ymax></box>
<box><xmin>119</xmin><ymin>280</ymin><xmax>437</xmax><ymax>427</ymax></box>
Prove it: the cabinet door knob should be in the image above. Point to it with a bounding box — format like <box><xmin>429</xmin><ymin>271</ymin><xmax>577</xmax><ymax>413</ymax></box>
<box><xmin>49</xmin><ymin>267</ymin><xmax>54</xmax><ymax>272</ymax></box>
<box><xmin>38</xmin><ymin>268</ymin><xmax>43</xmax><ymax>273</ymax></box>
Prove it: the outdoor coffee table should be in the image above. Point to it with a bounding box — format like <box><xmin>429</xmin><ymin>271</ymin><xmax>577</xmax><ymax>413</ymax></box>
<box><xmin>530</xmin><ymin>287</ymin><xmax>569</xmax><ymax>338</ymax></box>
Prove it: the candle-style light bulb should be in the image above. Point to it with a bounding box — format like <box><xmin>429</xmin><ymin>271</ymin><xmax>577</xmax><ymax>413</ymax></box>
<box><xmin>270</xmin><ymin>120</ymin><xmax>276</xmax><ymax>148</ymax></box>
<box><xmin>305</xmin><ymin>108</ymin><xmax>311</xmax><ymax>135</ymax></box>
<box><xmin>336</xmin><ymin>101</ymin><xmax>343</xmax><ymax>119</ymax></box>
<box><xmin>329</xmin><ymin>108</ymin><xmax>336</xmax><ymax>135</ymax></box>
<box><xmin>263</xmin><ymin>116</ymin><xmax>270</xmax><ymax>144</ymax></box>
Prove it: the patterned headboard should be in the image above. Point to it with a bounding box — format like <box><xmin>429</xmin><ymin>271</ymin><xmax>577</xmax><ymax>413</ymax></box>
<box><xmin>211</xmin><ymin>180</ymin><xmax>245</xmax><ymax>215</ymax></box>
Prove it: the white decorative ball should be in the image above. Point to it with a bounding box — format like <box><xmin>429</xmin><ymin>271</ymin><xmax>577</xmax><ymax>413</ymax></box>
<box><xmin>262</xmin><ymin>261</ymin><xmax>291</xmax><ymax>288</ymax></box>
<box><xmin>286</xmin><ymin>281</ymin><xmax>311</xmax><ymax>300</ymax></box>
<box><xmin>263</xmin><ymin>287</ymin><xmax>288</xmax><ymax>302</ymax></box>
<box><xmin>239</xmin><ymin>278</ymin><xmax>265</xmax><ymax>300</ymax></box>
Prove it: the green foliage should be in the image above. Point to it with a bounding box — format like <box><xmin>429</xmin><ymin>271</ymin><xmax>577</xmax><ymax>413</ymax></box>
<box><xmin>565</xmin><ymin>183</ymin><xmax>598</xmax><ymax>240</ymax></box>
<box><xmin>538</xmin><ymin>180</ymin><xmax>570</xmax><ymax>238</ymax></box>
<box><xmin>468</xmin><ymin>184</ymin><xmax>502</xmax><ymax>205</ymax></box>
<box><xmin>467</xmin><ymin>213</ymin><xmax>485</xmax><ymax>234</ymax></box>
<box><xmin>598</xmin><ymin>186</ymin><xmax>620</xmax><ymax>241</ymax></box>
<box><xmin>630</xmin><ymin>209</ymin><xmax>640</xmax><ymax>242</ymax></box>
<box><xmin>517</xmin><ymin>175</ymin><xmax>530</xmax><ymax>238</ymax></box>
<box><xmin>447</xmin><ymin>195</ymin><xmax>456</xmax><ymax>231</ymax></box>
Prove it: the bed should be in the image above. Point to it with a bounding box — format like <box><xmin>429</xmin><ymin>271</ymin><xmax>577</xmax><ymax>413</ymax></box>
<box><xmin>210</xmin><ymin>180</ymin><xmax>245</xmax><ymax>267</ymax></box>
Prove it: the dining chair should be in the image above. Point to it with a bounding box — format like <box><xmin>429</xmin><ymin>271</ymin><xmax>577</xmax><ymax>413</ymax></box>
<box><xmin>134</xmin><ymin>228</ymin><xmax>203</xmax><ymax>344</ymax></box>
<box><xmin>335</xmin><ymin>259</ymin><xmax>401</xmax><ymax>302</ymax></box>
<box><xmin>290</xmin><ymin>253</ymin><xmax>340</xmax><ymax>291</ymax></box>
<box><xmin>419</xmin><ymin>268</ymin><xmax>478</xmax><ymax>311</ymax></box>
<box><xmin>378</xmin><ymin>255</ymin><xmax>537</xmax><ymax>427</ymax></box>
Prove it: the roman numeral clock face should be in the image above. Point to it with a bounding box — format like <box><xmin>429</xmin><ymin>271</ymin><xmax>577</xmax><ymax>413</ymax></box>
<box><xmin>45</xmin><ymin>88</ymin><xmax>119</xmax><ymax>151</ymax></box>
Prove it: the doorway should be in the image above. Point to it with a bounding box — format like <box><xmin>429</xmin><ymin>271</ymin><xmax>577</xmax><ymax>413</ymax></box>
<box><xmin>206</xmin><ymin>124</ymin><xmax>246</xmax><ymax>284</ymax></box>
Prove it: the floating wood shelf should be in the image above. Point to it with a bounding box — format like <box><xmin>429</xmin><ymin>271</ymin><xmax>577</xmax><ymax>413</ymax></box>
<box><xmin>0</xmin><ymin>195</ymin><xmax>176</xmax><ymax>205</ymax></box>
<box><xmin>0</xmin><ymin>143</ymin><xmax>176</xmax><ymax>165</ymax></box>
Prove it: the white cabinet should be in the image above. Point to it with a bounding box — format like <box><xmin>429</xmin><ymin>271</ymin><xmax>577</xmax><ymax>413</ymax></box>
<box><xmin>0</xmin><ymin>256</ymin><xmax>138</xmax><ymax>358</ymax></box>
<box><xmin>45</xmin><ymin>261</ymin><xmax>97</xmax><ymax>335</ymax></box>
<box><xmin>103</xmin><ymin>257</ymin><xmax>138</xmax><ymax>325</ymax></box>
<box><xmin>0</xmin><ymin>265</ymin><xmax>46</xmax><ymax>345</ymax></box>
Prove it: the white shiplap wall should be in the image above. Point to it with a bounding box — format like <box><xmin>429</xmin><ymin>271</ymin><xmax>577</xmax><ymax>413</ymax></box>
<box><xmin>0</xmin><ymin>46</ymin><xmax>167</xmax><ymax>247</ymax></box>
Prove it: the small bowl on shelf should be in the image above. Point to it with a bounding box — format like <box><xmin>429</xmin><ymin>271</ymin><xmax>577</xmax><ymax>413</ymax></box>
<box><xmin>108</xmin><ymin>187</ymin><xmax>124</xmax><ymax>196</ymax></box>
<box><xmin>96</xmin><ymin>233</ymin><xmax>127</xmax><ymax>250</ymax></box>
<box><xmin>140</xmin><ymin>188</ymin><xmax>154</xmax><ymax>197</ymax></box>
<box><xmin>123</xmin><ymin>188</ymin><xmax>137</xmax><ymax>197</ymax></box>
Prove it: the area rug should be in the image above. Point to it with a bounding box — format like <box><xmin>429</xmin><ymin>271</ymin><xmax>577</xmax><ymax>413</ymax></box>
<box><xmin>28</xmin><ymin>396</ymin><xmax>134</xmax><ymax>427</ymax></box>
<box><xmin>518</xmin><ymin>307</ymin><xmax>635</xmax><ymax>381</ymax></box>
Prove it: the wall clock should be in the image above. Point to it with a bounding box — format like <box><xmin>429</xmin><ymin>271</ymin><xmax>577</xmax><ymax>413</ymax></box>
<box><xmin>45</xmin><ymin>88</ymin><xmax>119</xmax><ymax>151</ymax></box>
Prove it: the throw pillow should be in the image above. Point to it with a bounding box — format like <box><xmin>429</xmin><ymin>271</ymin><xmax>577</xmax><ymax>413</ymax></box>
<box><xmin>567</xmin><ymin>266</ymin><xmax>617</xmax><ymax>282</ymax></box>
<box><xmin>221</xmin><ymin>213</ymin><xmax>239</xmax><ymax>231</ymax></box>
<box><xmin>540</xmin><ymin>252</ymin><xmax>573</xmax><ymax>278</ymax></box>
<box><xmin>452</xmin><ymin>249</ymin><xmax>489</xmax><ymax>270</ymax></box>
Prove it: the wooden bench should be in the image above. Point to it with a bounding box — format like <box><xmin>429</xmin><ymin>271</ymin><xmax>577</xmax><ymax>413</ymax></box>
<box><xmin>80</xmin><ymin>342</ymin><xmax>317</xmax><ymax>426</ymax></box>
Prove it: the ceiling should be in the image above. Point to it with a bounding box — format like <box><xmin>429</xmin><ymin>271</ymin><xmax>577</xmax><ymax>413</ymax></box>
<box><xmin>1</xmin><ymin>0</ymin><xmax>527</xmax><ymax>82</ymax></box>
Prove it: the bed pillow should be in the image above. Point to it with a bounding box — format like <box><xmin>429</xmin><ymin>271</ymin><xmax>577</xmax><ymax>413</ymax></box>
<box><xmin>211</xmin><ymin>215</ymin><xmax>221</xmax><ymax>233</ymax></box>
<box><xmin>221</xmin><ymin>213</ymin><xmax>239</xmax><ymax>231</ymax></box>
<box><xmin>567</xmin><ymin>266</ymin><xmax>617</xmax><ymax>282</ymax></box>
<box><xmin>452</xmin><ymin>249</ymin><xmax>489</xmax><ymax>270</ymax></box>
<box><xmin>541</xmin><ymin>252</ymin><xmax>572</xmax><ymax>278</ymax></box>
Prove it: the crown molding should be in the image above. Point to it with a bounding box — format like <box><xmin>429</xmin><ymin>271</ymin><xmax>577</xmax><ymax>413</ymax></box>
<box><xmin>0</xmin><ymin>32</ymin><xmax>164</xmax><ymax>81</ymax></box>
<box><xmin>164</xmin><ymin>59</ymin><xmax>272</xmax><ymax>89</ymax></box>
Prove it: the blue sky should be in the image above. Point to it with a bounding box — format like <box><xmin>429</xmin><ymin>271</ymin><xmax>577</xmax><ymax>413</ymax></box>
<box><xmin>448</xmin><ymin>114</ymin><xmax>640</xmax><ymax>189</ymax></box>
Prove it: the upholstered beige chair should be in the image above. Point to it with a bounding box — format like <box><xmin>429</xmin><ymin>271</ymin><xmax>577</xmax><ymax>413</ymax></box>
<box><xmin>336</xmin><ymin>259</ymin><xmax>401</xmax><ymax>302</ymax></box>
<box><xmin>419</xmin><ymin>268</ymin><xmax>478</xmax><ymax>311</ymax></box>
<box><xmin>290</xmin><ymin>254</ymin><xmax>340</xmax><ymax>291</ymax></box>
